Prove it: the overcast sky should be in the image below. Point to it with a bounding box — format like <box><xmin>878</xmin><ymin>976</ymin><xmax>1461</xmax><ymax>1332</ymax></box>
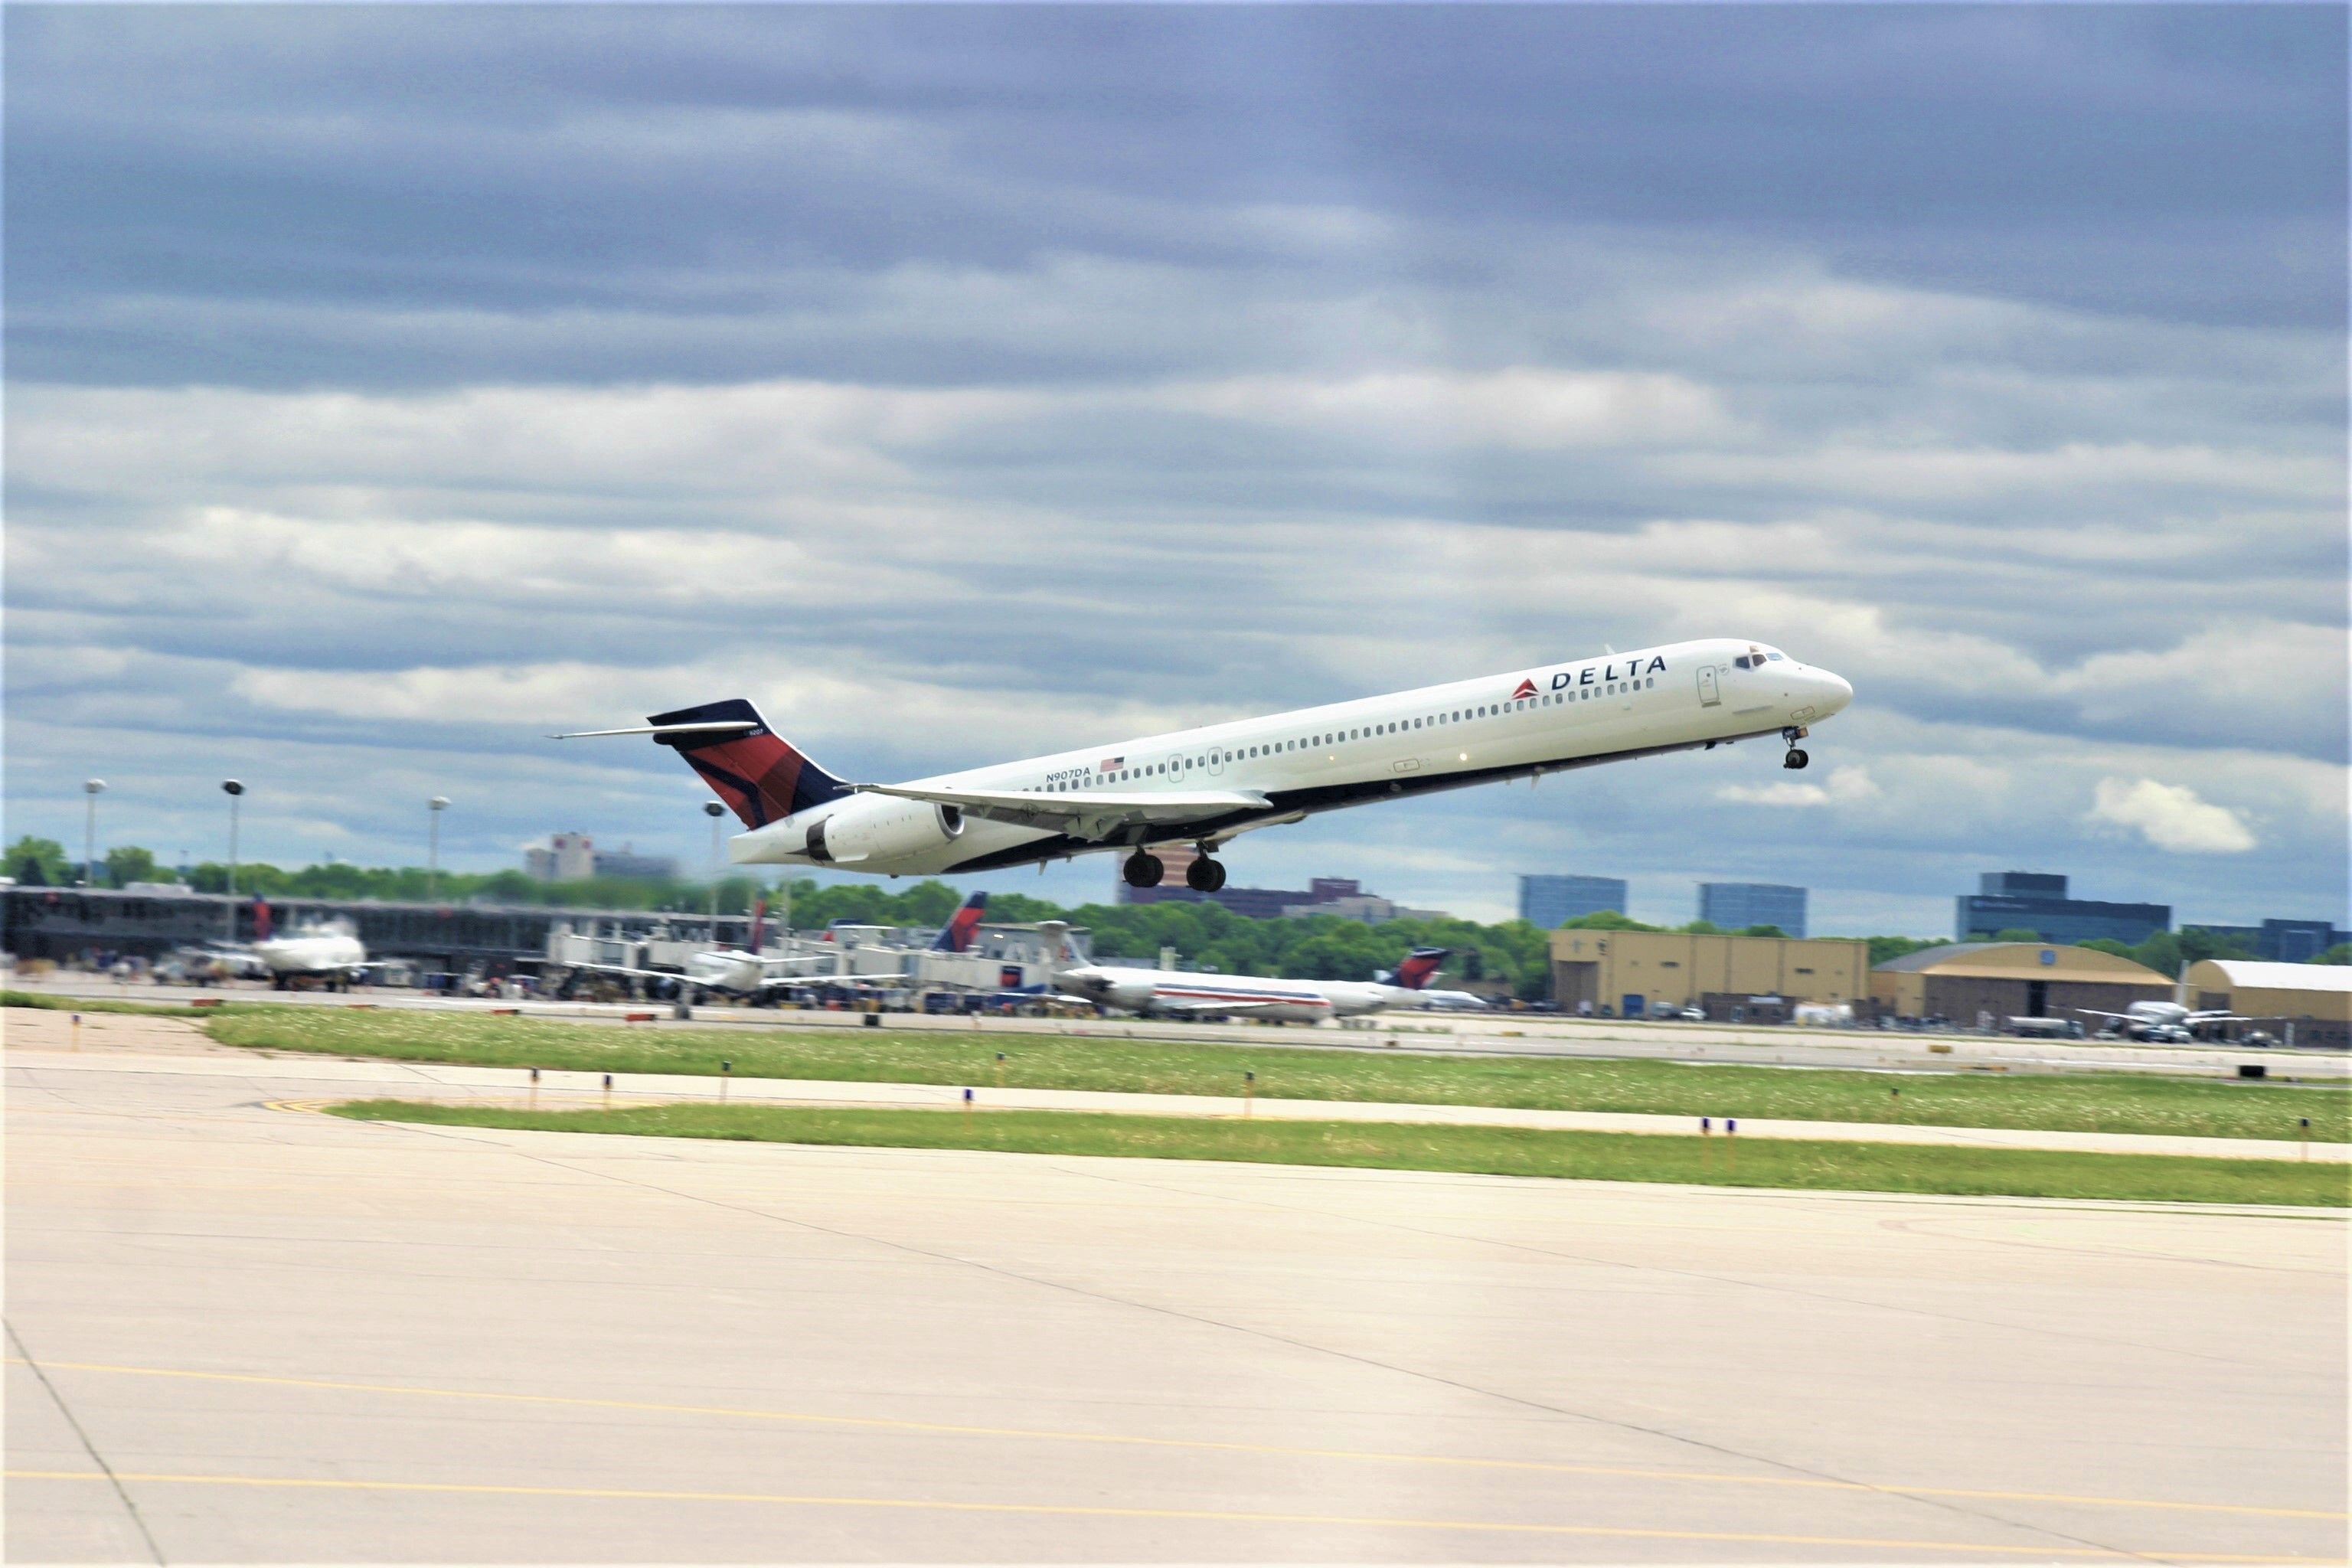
<box><xmin>6</xmin><ymin>5</ymin><xmax>2345</xmax><ymax>933</ymax></box>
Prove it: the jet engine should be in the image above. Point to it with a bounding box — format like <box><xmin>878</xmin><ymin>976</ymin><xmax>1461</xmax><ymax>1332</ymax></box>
<box><xmin>806</xmin><ymin>796</ymin><xmax>965</xmax><ymax>864</ymax></box>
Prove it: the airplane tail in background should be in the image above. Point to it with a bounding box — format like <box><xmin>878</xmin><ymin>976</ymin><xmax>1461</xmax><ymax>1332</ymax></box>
<box><xmin>253</xmin><ymin>897</ymin><xmax>273</xmax><ymax>942</ymax></box>
<box><xmin>1386</xmin><ymin>947</ymin><xmax>1449</xmax><ymax>990</ymax></box>
<box><xmin>931</xmin><ymin>890</ymin><xmax>988</xmax><ymax>952</ymax></box>
<box><xmin>749</xmin><ymin>897</ymin><xmax>768</xmax><ymax>954</ymax></box>
<box><xmin>644</xmin><ymin>700</ymin><xmax>851</xmax><ymax>828</ymax></box>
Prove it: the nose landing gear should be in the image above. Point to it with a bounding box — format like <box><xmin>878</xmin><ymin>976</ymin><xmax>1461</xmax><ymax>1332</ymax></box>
<box><xmin>1782</xmin><ymin>726</ymin><xmax>1811</xmax><ymax>771</ymax></box>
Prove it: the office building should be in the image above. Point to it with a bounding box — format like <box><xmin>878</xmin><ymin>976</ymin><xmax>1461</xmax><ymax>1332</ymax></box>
<box><xmin>1518</xmin><ymin>874</ymin><xmax>1628</xmax><ymax>928</ymax></box>
<box><xmin>1955</xmin><ymin>872</ymin><xmax>2167</xmax><ymax>946</ymax></box>
<box><xmin>524</xmin><ymin>835</ymin><xmax>678</xmax><ymax>883</ymax></box>
<box><xmin>2180</xmin><ymin>919</ymin><xmax>2350</xmax><ymax>964</ymax></box>
<box><xmin>1697</xmin><ymin>881</ymin><xmax>1808</xmax><ymax>938</ymax></box>
<box><xmin>1122</xmin><ymin>861</ymin><xmax>1446</xmax><ymax>923</ymax></box>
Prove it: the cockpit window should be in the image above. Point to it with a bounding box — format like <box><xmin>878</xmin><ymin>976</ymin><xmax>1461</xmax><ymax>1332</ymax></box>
<box><xmin>1766</xmin><ymin>652</ymin><xmax>1785</xmax><ymax>662</ymax></box>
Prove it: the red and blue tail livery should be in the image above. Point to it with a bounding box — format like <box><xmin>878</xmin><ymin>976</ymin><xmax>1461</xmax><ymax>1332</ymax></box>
<box><xmin>929</xmin><ymin>890</ymin><xmax>988</xmax><ymax>952</ymax></box>
<box><xmin>644</xmin><ymin>700</ymin><xmax>851</xmax><ymax>829</ymax></box>
<box><xmin>1391</xmin><ymin>946</ymin><xmax>1449</xmax><ymax>990</ymax></box>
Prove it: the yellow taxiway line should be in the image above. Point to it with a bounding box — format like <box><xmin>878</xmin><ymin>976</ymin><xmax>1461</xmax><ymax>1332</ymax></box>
<box><xmin>8</xmin><ymin>1356</ymin><xmax>2337</xmax><ymax>1524</ymax></box>
<box><xmin>6</xmin><ymin>1471</ymin><xmax>2338</xmax><ymax>1561</ymax></box>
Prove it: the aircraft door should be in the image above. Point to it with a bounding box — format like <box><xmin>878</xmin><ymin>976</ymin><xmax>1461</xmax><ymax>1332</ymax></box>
<box><xmin>1697</xmin><ymin>666</ymin><xmax>1721</xmax><ymax>707</ymax></box>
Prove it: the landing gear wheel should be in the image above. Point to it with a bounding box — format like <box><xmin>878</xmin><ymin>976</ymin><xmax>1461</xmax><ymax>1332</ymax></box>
<box><xmin>1185</xmin><ymin>854</ymin><xmax>1227</xmax><ymax>893</ymax></box>
<box><xmin>1783</xmin><ymin>748</ymin><xmax>1810</xmax><ymax>770</ymax></box>
<box><xmin>1122</xmin><ymin>851</ymin><xmax>1165</xmax><ymax>888</ymax></box>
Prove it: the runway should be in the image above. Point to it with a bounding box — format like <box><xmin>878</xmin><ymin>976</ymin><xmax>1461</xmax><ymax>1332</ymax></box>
<box><xmin>6</xmin><ymin>1040</ymin><xmax>2346</xmax><ymax>1562</ymax></box>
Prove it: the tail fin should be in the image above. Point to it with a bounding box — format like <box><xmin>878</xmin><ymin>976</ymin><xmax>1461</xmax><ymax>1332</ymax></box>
<box><xmin>749</xmin><ymin>897</ymin><xmax>768</xmax><ymax>954</ymax></box>
<box><xmin>253</xmin><ymin>897</ymin><xmax>273</xmax><ymax>942</ymax></box>
<box><xmin>931</xmin><ymin>890</ymin><xmax>988</xmax><ymax>952</ymax></box>
<box><xmin>1390</xmin><ymin>946</ymin><xmax>1449</xmax><ymax>990</ymax></box>
<box><xmin>645</xmin><ymin>700</ymin><xmax>850</xmax><ymax>828</ymax></box>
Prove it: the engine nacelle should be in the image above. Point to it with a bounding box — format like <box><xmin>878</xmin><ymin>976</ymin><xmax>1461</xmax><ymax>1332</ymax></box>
<box><xmin>806</xmin><ymin>795</ymin><xmax>965</xmax><ymax>865</ymax></box>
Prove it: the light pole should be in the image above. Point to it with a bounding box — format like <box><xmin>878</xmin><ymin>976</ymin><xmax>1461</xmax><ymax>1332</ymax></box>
<box><xmin>221</xmin><ymin>780</ymin><xmax>244</xmax><ymax>938</ymax></box>
<box><xmin>427</xmin><ymin>798</ymin><xmax>450</xmax><ymax>900</ymax></box>
<box><xmin>83</xmin><ymin>779</ymin><xmax>106</xmax><ymax>887</ymax></box>
<box><xmin>703</xmin><ymin>801</ymin><xmax>725</xmax><ymax>927</ymax></box>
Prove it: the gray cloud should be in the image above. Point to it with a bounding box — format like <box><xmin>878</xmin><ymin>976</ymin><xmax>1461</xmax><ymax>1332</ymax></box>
<box><xmin>5</xmin><ymin>5</ymin><xmax>2344</xmax><ymax>933</ymax></box>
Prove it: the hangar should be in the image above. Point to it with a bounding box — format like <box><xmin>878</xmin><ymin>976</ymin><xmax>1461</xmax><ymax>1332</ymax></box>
<box><xmin>2184</xmin><ymin>959</ymin><xmax>2351</xmax><ymax>1050</ymax></box>
<box><xmin>1548</xmin><ymin>929</ymin><xmax>1870</xmax><ymax>1018</ymax></box>
<box><xmin>1870</xmin><ymin>941</ymin><xmax>2171</xmax><ymax>1026</ymax></box>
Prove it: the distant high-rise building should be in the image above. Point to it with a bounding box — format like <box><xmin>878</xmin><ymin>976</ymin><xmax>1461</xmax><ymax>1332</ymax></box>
<box><xmin>591</xmin><ymin>845</ymin><xmax>678</xmax><ymax>880</ymax></box>
<box><xmin>2180</xmin><ymin>918</ymin><xmax>2350</xmax><ymax>963</ymax></box>
<box><xmin>1955</xmin><ymin>872</ymin><xmax>2167</xmax><ymax>945</ymax></box>
<box><xmin>1518</xmin><ymin>874</ymin><xmax>1628</xmax><ymax>928</ymax></box>
<box><xmin>1698</xmin><ymin>881</ymin><xmax>1808</xmax><ymax>937</ymax></box>
<box><xmin>524</xmin><ymin>831</ymin><xmax>597</xmax><ymax>882</ymax></box>
<box><xmin>524</xmin><ymin>833</ymin><xmax>677</xmax><ymax>882</ymax></box>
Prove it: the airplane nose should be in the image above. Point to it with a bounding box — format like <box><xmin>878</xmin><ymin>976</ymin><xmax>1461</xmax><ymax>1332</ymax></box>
<box><xmin>1820</xmin><ymin>669</ymin><xmax>1854</xmax><ymax>714</ymax></box>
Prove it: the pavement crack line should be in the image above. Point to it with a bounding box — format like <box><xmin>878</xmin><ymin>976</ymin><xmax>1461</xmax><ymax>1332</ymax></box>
<box><xmin>1034</xmin><ymin>1153</ymin><xmax>2220</xmax><ymax>1561</ymax></box>
<box><xmin>381</xmin><ymin>1118</ymin><xmax>2182</xmax><ymax>1563</ymax></box>
<box><xmin>5</xmin><ymin>1321</ymin><xmax>168</xmax><ymax>1566</ymax></box>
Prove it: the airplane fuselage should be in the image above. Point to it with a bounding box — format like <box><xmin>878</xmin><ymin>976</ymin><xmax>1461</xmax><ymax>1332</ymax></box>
<box><xmin>1054</xmin><ymin>963</ymin><xmax>1419</xmax><ymax>1023</ymax></box>
<box><xmin>730</xmin><ymin>637</ymin><xmax>1851</xmax><ymax>877</ymax></box>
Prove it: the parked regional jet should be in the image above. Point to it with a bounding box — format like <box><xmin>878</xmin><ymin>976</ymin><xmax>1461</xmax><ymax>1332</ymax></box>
<box><xmin>2077</xmin><ymin>998</ymin><xmax>2246</xmax><ymax>1040</ymax></box>
<box><xmin>197</xmin><ymin>900</ymin><xmax>372</xmax><ymax>988</ymax></box>
<box><xmin>1051</xmin><ymin>949</ymin><xmax>1460</xmax><ymax>1023</ymax></box>
<box><xmin>557</xmin><ymin>639</ymin><xmax>1851</xmax><ymax>890</ymax></box>
<box><xmin>1382</xmin><ymin>948</ymin><xmax>1490</xmax><ymax>1011</ymax></box>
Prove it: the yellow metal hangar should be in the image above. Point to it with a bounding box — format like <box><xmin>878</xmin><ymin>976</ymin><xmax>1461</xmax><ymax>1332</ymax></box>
<box><xmin>1870</xmin><ymin>941</ymin><xmax>2171</xmax><ymax>1026</ymax></box>
<box><xmin>2184</xmin><ymin>959</ymin><xmax>2351</xmax><ymax>1050</ymax></box>
<box><xmin>1547</xmin><ymin>929</ymin><xmax>1870</xmax><ymax>1019</ymax></box>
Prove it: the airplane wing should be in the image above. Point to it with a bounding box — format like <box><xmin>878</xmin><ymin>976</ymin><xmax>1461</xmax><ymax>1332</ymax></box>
<box><xmin>2183</xmin><ymin>1010</ymin><xmax>2253</xmax><ymax>1023</ymax></box>
<box><xmin>854</xmin><ymin>782</ymin><xmax>1270</xmax><ymax>840</ymax></box>
<box><xmin>556</xmin><ymin>959</ymin><xmax>681</xmax><ymax>983</ymax></box>
<box><xmin>2073</xmin><ymin>1009</ymin><xmax>2137</xmax><ymax>1021</ymax></box>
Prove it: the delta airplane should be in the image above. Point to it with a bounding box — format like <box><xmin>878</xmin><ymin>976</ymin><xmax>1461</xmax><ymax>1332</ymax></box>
<box><xmin>196</xmin><ymin>901</ymin><xmax>371</xmax><ymax>989</ymax></box>
<box><xmin>558</xmin><ymin>639</ymin><xmax>1851</xmax><ymax>890</ymax></box>
<box><xmin>1054</xmin><ymin>946</ymin><xmax>1460</xmax><ymax>1023</ymax></box>
<box><xmin>557</xmin><ymin>891</ymin><xmax>991</xmax><ymax>1003</ymax></box>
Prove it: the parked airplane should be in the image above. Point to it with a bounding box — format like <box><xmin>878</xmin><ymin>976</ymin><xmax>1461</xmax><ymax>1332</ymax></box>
<box><xmin>1052</xmin><ymin>946</ymin><xmax>1465</xmax><ymax>1023</ymax></box>
<box><xmin>1382</xmin><ymin>947</ymin><xmax>1489</xmax><ymax>1011</ymax></box>
<box><xmin>560</xmin><ymin>639</ymin><xmax>1851</xmax><ymax>890</ymax></box>
<box><xmin>195</xmin><ymin>900</ymin><xmax>372</xmax><ymax>989</ymax></box>
<box><xmin>557</xmin><ymin>891</ymin><xmax>988</xmax><ymax>1003</ymax></box>
<box><xmin>2076</xmin><ymin>998</ymin><xmax>2246</xmax><ymax>1040</ymax></box>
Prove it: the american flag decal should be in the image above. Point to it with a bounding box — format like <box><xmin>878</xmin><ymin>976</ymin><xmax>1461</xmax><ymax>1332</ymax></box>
<box><xmin>1100</xmin><ymin>756</ymin><xmax>1125</xmax><ymax>771</ymax></box>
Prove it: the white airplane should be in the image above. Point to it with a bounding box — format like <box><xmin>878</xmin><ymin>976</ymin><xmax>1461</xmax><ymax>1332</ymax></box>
<box><xmin>1052</xmin><ymin>954</ymin><xmax>1455</xmax><ymax>1023</ymax></box>
<box><xmin>558</xmin><ymin>638</ymin><xmax>1851</xmax><ymax>890</ymax></box>
<box><xmin>214</xmin><ymin>903</ymin><xmax>371</xmax><ymax>989</ymax></box>
<box><xmin>1367</xmin><ymin>946</ymin><xmax>1490</xmax><ymax>1011</ymax></box>
<box><xmin>2076</xmin><ymin>998</ymin><xmax>2247</xmax><ymax>1040</ymax></box>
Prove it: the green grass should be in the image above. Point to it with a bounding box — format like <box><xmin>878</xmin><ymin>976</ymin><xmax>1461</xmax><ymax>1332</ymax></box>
<box><xmin>0</xmin><ymin>988</ymin><xmax>243</xmax><ymax>1018</ymax></box>
<box><xmin>326</xmin><ymin>1101</ymin><xmax>2352</xmax><ymax>1208</ymax></box>
<box><xmin>199</xmin><ymin>1007</ymin><xmax>2350</xmax><ymax>1144</ymax></box>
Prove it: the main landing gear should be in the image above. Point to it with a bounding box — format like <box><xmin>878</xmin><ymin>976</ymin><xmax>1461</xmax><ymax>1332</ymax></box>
<box><xmin>1122</xmin><ymin>848</ymin><xmax>1228</xmax><ymax>892</ymax></box>
<box><xmin>1782</xmin><ymin>726</ymin><xmax>1811</xmax><ymax>771</ymax></box>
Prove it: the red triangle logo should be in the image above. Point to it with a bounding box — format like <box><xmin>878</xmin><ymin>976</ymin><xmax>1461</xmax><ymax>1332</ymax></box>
<box><xmin>1511</xmin><ymin>678</ymin><xmax>1538</xmax><ymax>701</ymax></box>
